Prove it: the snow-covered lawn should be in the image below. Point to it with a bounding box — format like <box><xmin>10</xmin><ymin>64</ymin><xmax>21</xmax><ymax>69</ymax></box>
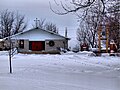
<box><xmin>0</xmin><ymin>51</ymin><xmax>120</xmax><ymax>90</ymax></box>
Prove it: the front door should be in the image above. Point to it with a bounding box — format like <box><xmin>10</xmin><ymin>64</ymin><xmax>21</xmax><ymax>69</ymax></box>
<box><xmin>29</xmin><ymin>41</ymin><xmax>45</xmax><ymax>51</ymax></box>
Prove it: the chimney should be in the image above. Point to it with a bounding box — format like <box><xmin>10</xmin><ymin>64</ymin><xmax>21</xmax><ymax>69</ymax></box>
<box><xmin>65</xmin><ymin>27</ymin><xmax>67</xmax><ymax>38</ymax></box>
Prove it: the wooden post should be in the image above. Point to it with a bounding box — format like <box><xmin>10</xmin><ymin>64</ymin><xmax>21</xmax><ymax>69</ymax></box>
<box><xmin>98</xmin><ymin>24</ymin><xmax>102</xmax><ymax>53</ymax></box>
<box><xmin>106</xmin><ymin>23</ymin><xmax>109</xmax><ymax>53</ymax></box>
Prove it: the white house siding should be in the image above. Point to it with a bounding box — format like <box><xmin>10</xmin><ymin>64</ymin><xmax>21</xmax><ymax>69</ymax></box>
<box><xmin>17</xmin><ymin>39</ymin><xmax>68</xmax><ymax>53</ymax></box>
<box><xmin>45</xmin><ymin>39</ymin><xmax>68</xmax><ymax>52</ymax></box>
<box><xmin>17</xmin><ymin>40</ymin><xmax>29</xmax><ymax>53</ymax></box>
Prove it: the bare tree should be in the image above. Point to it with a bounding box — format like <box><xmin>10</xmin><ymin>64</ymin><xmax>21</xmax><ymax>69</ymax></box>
<box><xmin>38</xmin><ymin>19</ymin><xmax>46</xmax><ymax>29</ymax></box>
<box><xmin>51</xmin><ymin>0</ymin><xmax>119</xmax><ymax>50</ymax></box>
<box><xmin>107</xmin><ymin>1</ymin><xmax>120</xmax><ymax>48</ymax></box>
<box><xmin>33</xmin><ymin>18</ymin><xmax>59</xmax><ymax>33</ymax></box>
<box><xmin>77</xmin><ymin>3</ymin><xmax>103</xmax><ymax>48</ymax></box>
<box><xmin>0</xmin><ymin>10</ymin><xmax>27</xmax><ymax>38</ymax></box>
<box><xmin>0</xmin><ymin>10</ymin><xmax>27</xmax><ymax>73</ymax></box>
<box><xmin>50</xmin><ymin>0</ymin><xmax>106</xmax><ymax>15</ymax></box>
<box><xmin>77</xmin><ymin>20</ymin><xmax>98</xmax><ymax>48</ymax></box>
<box><xmin>77</xmin><ymin>24</ymin><xmax>87</xmax><ymax>44</ymax></box>
<box><xmin>0</xmin><ymin>10</ymin><xmax>14</xmax><ymax>38</ymax></box>
<box><xmin>108</xmin><ymin>17</ymin><xmax>119</xmax><ymax>47</ymax></box>
<box><xmin>50</xmin><ymin>0</ymin><xmax>119</xmax><ymax>27</ymax></box>
<box><xmin>13</xmin><ymin>12</ymin><xmax>27</xmax><ymax>34</ymax></box>
<box><xmin>45</xmin><ymin>22</ymin><xmax>58</xmax><ymax>33</ymax></box>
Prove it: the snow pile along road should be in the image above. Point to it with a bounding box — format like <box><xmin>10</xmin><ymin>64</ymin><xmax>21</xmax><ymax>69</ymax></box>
<box><xmin>0</xmin><ymin>51</ymin><xmax>120</xmax><ymax>90</ymax></box>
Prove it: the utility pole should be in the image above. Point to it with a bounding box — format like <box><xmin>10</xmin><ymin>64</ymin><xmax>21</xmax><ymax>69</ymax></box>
<box><xmin>97</xmin><ymin>0</ymin><xmax>102</xmax><ymax>55</ymax></box>
<box><xmin>65</xmin><ymin>27</ymin><xmax>67</xmax><ymax>38</ymax></box>
<box><xmin>106</xmin><ymin>23</ymin><xmax>109</xmax><ymax>53</ymax></box>
<box><xmin>98</xmin><ymin>24</ymin><xmax>102</xmax><ymax>53</ymax></box>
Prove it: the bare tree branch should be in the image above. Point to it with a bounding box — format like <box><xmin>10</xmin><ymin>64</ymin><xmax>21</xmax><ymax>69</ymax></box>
<box><xmin>13</xmin><ymin>12</ymin><xmax>27</xmax><ymax>34</ymax></box>
<box><xmin>0</xmin><ymin>10</ymin><xmax>27</xmax><ymax>38</ymax></box>
<box><xmin>50</xmin><ymin>0</ymin><xmax>106</xmax><ymax>15</ymax></box>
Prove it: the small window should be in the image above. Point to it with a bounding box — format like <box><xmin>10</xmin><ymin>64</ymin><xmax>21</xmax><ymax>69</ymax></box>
<box><xmin>19</xmin><ymin>40</ymin><xmax>24</xmax><ymax>49</ymax></box>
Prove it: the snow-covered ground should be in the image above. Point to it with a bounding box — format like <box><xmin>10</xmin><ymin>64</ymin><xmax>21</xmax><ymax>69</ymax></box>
<box><xmin>0</xmin><ymin>51</ymin><xmax>120</xmax><ymax>90</ymax></box>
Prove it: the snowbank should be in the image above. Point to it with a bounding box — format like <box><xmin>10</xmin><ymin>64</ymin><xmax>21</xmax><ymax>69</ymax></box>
<box><xmin>0</xmin><ymin>51</ymin><xmax>120</xmax><ymax>90</ymax></box>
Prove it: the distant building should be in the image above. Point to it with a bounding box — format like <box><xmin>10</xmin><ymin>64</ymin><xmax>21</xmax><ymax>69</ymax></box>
<box><xmin>8</xmin><ymin>28</ymin><xmax>70</xmax><ymax>54</ymax></box>
<box><xmin>0</xmin><ymin>39</ymin><xmax>4</xmax><ymax>50</ymax></box>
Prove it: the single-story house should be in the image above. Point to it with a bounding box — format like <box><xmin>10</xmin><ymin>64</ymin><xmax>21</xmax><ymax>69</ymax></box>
<box><xmin>8</xmin><ymin>28</ymin><xmax>70</xmax><ymax>54</ymax></box>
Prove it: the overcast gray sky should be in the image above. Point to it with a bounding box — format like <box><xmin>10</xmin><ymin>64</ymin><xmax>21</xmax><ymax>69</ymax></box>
<box><xmin>0</xmin><ymin>0</ymin><xmax>78</xmax><ymax>31</ymax></box>
<box><xmin>0</xmin><ymin>0</ymin><xmax>79</xmax><ymax>47</ymax></box>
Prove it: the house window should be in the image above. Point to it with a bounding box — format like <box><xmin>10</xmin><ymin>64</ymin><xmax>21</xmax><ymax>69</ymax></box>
<box><xmin>19</xmin><ymin>40</ymin><xmax>24</xmax><ymax>49</ymax></box>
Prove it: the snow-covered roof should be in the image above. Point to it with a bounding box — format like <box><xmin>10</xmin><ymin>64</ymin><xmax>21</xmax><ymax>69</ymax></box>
<box><xmin>10</xmin><ymin>28</ymin><xmax>70</xmax><ymax>41</ymax></box>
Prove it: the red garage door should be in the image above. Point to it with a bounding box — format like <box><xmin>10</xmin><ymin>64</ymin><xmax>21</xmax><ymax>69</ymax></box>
<box><xmin>31</xmin><ymin>41</ymin><xmax>45</xmax><ymax>51</ymax></box>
